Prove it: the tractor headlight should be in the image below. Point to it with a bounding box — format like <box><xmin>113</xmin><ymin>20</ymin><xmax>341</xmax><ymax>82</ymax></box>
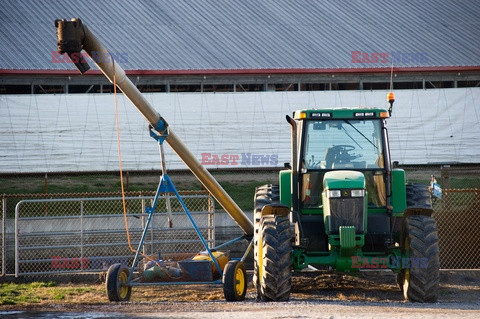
<box><xmin>327</xmin><ymin>190</ymin><xmax>342</xmax><ymax>198</ymax></box>
<box><xmin>351</xmin><ymin>189</ymin><xmax>365</xmax><ymax>197</ymax></box>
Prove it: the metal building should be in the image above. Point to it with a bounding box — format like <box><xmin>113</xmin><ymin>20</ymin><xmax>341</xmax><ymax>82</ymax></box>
<box><xmin>0</xmin><ymin>0</ymin><xmax>479</xmax><ymax>172</ymax></box>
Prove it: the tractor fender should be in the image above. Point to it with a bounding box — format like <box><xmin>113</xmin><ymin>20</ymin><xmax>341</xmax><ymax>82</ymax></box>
<box><xmin>398</xmin><ymin>207</ymin><xmax>435</xmax><ymax>249</ymax></box>
<box><xmin>260</xmin><ymin>204</ymin><xmax>295</xmax><ymax>242</ymax></box>
<box><xmin>260</xmin><ymin>204</ymin><xmax>289</xmax><ymax>218</ymax></box>
<box><xmin>403</xmin><ymin>207</ymin><xmax>435</xmax><ymax>218</ymax></box>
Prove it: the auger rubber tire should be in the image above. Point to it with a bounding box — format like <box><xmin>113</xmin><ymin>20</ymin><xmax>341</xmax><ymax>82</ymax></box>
<box><xmin>106</xmin><ymin>263</ymin><xmax>132</xmax><ymax>302</ymax></box>
<box><xmin>223</xmin><ymin>260</ymin><xmax>247</xmax><ymax>301</ymax></box>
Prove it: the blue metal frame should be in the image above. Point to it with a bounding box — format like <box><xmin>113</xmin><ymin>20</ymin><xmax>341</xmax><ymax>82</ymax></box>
<box><xmin>127</xmin><ymin>126</ymin><xmax>225</xmax><ymax>284</ymax></box>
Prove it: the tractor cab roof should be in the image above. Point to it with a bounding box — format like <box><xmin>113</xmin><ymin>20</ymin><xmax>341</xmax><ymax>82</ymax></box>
<box><xmin>294</xmin><ymin>108</ymin><xmax>389</xmax><ymax>120</ymax></box>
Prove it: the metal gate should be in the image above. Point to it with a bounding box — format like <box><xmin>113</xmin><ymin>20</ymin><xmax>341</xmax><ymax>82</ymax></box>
<box><xmin>15</xmin><ymin>195</ymin><xmax>214</xmax><ymax>276</ymax></box>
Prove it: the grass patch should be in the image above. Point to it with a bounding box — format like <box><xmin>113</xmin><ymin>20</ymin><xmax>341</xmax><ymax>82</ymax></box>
<box><xmin>0</xmin><ymin>172</ymin><xmax>277</xmax><ymax>212</ymax></box>
<box><xmin>450</xmin><ymin>178</ymin><xmax>480</xmax><ymax>189</ymax></box>
<box><xmin>5</xmin><ymin>168</ymin><xmax>476</xmax><ymax>214</ymax></box>
<box><xmin>0</xmin><ymin>282</ymin><xmax>56</xmax><ymax>305</ymax></box>
<box><xmin>220</xmin><ymin>180</ymin><xmax>266</xmax><ymax>211</ymax></box>
<box><xmin>0</xmin><ymin>282</ymin><xmax>102</xmax><ymax>306</ymax></box>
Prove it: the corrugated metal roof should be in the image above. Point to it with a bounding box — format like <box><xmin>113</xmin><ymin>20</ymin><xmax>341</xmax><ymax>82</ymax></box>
<box><xmin>0</xmin><ymin>0</ymin><xmax>479</xmax><ymax>72</ymax></box>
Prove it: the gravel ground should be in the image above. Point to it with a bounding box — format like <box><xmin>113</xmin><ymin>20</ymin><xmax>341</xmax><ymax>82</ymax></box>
<box><xmin>2</xmin><ymin>270</ymin><xmax>479</xmax><ymax>319</ymax></box>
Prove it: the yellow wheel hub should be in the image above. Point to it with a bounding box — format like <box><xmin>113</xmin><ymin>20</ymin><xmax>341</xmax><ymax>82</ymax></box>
<box><xmin>403</xmin><ymin>237</ymin><xmax>411</xmax><ymax>293</ymax></box>
<box><xmin>258</xmin><ymin>235</ymin><xmax>264</xmax><ymax>285</ymax></box>
<box><xmin>118</xmin><ymin>270</ymin><xmax>129</xmax><ymax>299</ymax></box>
<box><xmin>235</xmin><ymin>267</ymin><xmax>245</xmax><ymax>296</ymax></box>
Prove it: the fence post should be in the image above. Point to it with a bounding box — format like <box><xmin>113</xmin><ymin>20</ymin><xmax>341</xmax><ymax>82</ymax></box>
<box><xmin>1</xmin><ymin>195</ymin><xmax>6</xmax><ymax>276</ymax></box>
<box><xmin>150</xmin><ymin>198</ymin><xmax>154</xmax><ymax>255</ymax></box>
<box><xmin>441</xmin><ymin>165</ymin><xmax>451</xmax><ymax>189</ymax></box>
<box><xmin>141</xmin><ymin>196</ymin><xmax>145</xmax><ymax>254</ymax></box>
<box><xmin>208</xmin><ymin>196</ymin><xmax>215</xmax><ymax>248</ymax></box>
<box><xmin>80</xmin><ymin>200</ymin><xmax>84</xmax><ymax>262</ymax></box>
<box><xmin>14</xmin><ymin>201</ymin><xmax>21</xmax><ymax>277</ymax></box>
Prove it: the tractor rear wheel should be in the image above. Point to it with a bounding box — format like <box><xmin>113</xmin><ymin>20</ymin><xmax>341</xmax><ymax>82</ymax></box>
<box><xmin>254</xmin><ymin>184</ymin><xmax>280</xmax><ymax>226</ymax></box>
<box><xmin>398</xmin><ymin>215</ymin><xmax>440</xmax><ymax>302</ymax></box>
<box><xmin>253</xmin><ymin>184</ymin><xmax>280</xmax><ymax>292</ymax></box>
<box><xmin>406</xmin><ymin>183</ymin><xmax>433</xmax><ymax>209</ymax></box>
<box><xmin>255</xmin><ymin>215</ymin><xmax>291</xmax><ymax>301</ymax></box>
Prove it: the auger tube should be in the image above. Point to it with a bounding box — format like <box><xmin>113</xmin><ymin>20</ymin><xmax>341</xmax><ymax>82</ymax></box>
<box><xmin>54</xmin><ymin>18</ymin><xmax>254</xmax><ymax>237</ymax></box>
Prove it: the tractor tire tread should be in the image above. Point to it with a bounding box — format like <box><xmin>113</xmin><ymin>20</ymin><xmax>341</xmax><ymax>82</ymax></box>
<box><xmin>258</xmin><ymin>215</ymin><xmax>292</xmax><ymax>301</ymax></box>
<box><xmin>403</xmin><ymin>215</ymin><xmax>440</xmax><ymax>302</ymax></box>
<box><xmin>253</xmin><ymin>184</ymin><xmax>280</xmax><ymax>291</ymax></box>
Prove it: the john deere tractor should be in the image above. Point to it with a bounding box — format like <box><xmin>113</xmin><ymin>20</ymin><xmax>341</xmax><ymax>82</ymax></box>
<box><xmin>253</xmin><ymin>94</ymin><xmax>440</xmax><ymax>302</ymax></box>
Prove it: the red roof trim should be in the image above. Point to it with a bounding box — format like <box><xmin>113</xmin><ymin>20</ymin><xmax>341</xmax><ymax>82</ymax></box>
<box><xmin>1</xmin><ymin>66</ymin><xmax>479</xmax><ymax>76</ymax></box>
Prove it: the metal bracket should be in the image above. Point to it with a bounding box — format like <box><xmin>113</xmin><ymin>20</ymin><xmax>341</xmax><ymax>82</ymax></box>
<box><xmin>149</xmin><ymin>123</ymin><xmax>168</xmax><ymax>144</ymax></box>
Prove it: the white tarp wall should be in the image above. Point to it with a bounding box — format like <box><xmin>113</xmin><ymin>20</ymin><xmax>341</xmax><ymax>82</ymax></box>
<box><xmin>0</xmin><ymin>88</ymin><xmax>478</xmax><ymax>173</ymax></box>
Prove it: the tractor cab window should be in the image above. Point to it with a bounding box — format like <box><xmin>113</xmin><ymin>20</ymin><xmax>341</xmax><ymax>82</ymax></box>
<box><xmin>303</xmin><ymin>120</ymin><xmax>384</xmax><ymax>170</ymax></box>
<box><xmin>302</xmin><ymin>119</ymin><xmax>386</xmax><ymax>208</ymax></box>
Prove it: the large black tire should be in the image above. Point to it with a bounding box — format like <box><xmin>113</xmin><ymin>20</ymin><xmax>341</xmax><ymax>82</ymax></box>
<box><xmin>406</xmin><ymin>183</ymin><xmax>433</xmax><ymax>209</ymax></box>
<box><xmin>397</xmin><ymin>184</ymin><xmax>439</xmax><ymax>302</ymax></box>
<box><xmin>223</xmin><ymin>260</ymin><xmax>247</xmax><ymax>301</ymax></box>
<box><xmin>106</xmin><ymin>263</ymin><xmax>132</xmax><ymax>302</ymax></box>
<box><xmin>255</xmin><ymin>215</ymin><xmax>292</xmax><ymax>301</ymax></box>
<box><xmin>254</xmin><ymin>184</ymin><xmax>280</xmax><ymax>225</ymax></box>
<box><xmin>253</xmin><ymin>185</ymin><xmax>280</xmax><ymax>292</ymax></box>
<box><xmin>397</xmin><ymin>180</ymin><xmax>440</xmax><ymax>303</ymax></box>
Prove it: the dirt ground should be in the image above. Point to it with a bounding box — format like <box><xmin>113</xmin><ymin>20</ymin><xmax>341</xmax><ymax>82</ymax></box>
<box><xmin>2</xmin><ymin>270</ymin><xmax>479</xmax><ymax>318</ymax></box>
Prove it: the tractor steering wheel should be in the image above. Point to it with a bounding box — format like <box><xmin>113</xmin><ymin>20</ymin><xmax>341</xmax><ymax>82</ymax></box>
<box><xmin>330</xmin><ymin>145</ymin><xmax>355</xmax><ymax>152</ymax></box>
<box><xmin>325</xmin><ymin>145</ymin><xmax>357</xmax><ymax>168</ymax></box>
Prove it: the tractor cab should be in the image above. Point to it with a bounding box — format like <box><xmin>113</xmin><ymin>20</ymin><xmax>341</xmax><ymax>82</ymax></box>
<box><xmin>279</xmin><ymin>108</ymin><xmax>396</xmax><ymax>259</ymax></box>
<box><xmin>297</xmin><ymin>110</ymin><xmax>390</xmax><ymax>210</ymax></box>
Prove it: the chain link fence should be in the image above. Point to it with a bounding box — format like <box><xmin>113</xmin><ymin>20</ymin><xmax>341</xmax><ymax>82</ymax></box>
<box><xmin>433</xmin><ymin>189</ymin><xmax>480</xmax><ymax>269</ymax></box>
<box><xmin>2</xmin><ymin>191</ymin><xmax>214</xmax><ymax>276</ymax></box>
<box><xmin>1</xmin><ymin>166</ymin><xmax>480</xmax><ymax>277</ymax></box>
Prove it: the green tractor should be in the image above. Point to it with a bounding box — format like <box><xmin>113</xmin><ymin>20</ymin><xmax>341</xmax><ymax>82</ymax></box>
<box><xmin>253</xmin><ymin>94</ymin><xmax>440</xmax><ymax>302</ymax></box>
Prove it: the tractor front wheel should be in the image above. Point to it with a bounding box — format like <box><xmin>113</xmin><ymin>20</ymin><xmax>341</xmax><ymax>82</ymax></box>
<box><xmin>253</xmin><ymin>184</ymin><xmax>280</xmax><ymax>292</ymax></box>
<box><xmin>255</xmin><ymin>215</ymin><xmax>291</xmax><ymax>301</ymax></box>
<box><xmin>398</xmin><ymin>215</ymin><xmax>440</xmax><ymax>302</ymax></box>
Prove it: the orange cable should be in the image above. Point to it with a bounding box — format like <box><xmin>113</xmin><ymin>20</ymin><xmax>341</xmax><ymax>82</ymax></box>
<box><xmin>113</xmin><ymin>74</ymin><xmax>135</xmax><ymax>253</ymax></box>
<box><xmin>113</xmin><ymin>74</ymin><xmax>165</xmax><ymax>269</ymax></box>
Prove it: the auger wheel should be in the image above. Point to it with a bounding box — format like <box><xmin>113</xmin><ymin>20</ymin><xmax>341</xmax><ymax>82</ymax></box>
<box><xmin>106</xmin><ymin>263</ymin><xmax>132</xmax><ymax>302</ymax></box>
<box><xmin>223</xmin><ymin>260</ymin><xmax>247</xmax><ymax>301</ymax></box>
